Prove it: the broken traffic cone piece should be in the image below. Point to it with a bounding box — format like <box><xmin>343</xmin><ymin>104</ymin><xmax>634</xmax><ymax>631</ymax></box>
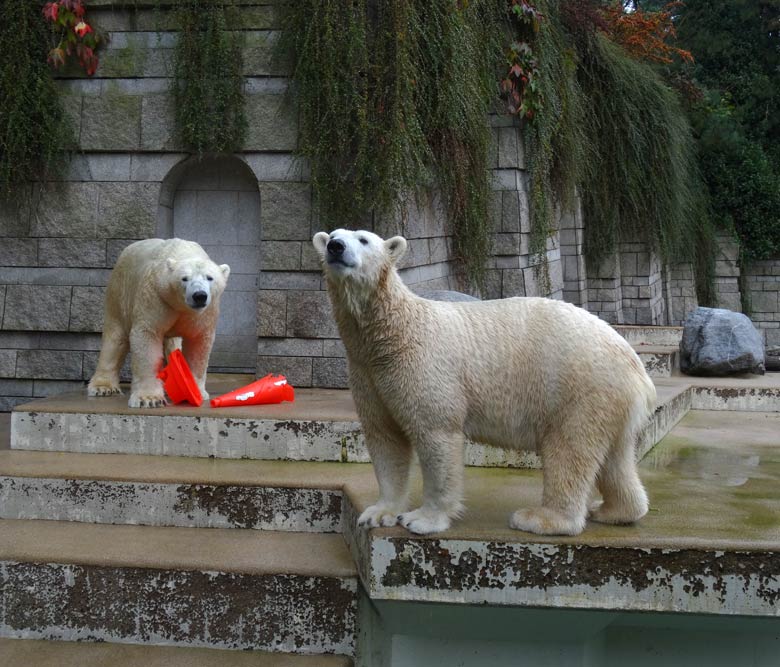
<box><xmin>210</xmin><ymin>374</ymin><xmax>294</xmax><ymax>408</ymax></box>
<box><xmin>157</xmin><ymin>349</ymin><xmax>203</xmax><ymax>407</ymax></box>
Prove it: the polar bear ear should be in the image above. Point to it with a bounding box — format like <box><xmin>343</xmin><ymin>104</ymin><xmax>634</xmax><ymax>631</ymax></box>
<box><xmin>219</xmin><ymin>264</ymin><xmax>230</xmax><ymax>280</ymax></box>
<box><xmin>166</xmin><ymin>258</ymin><xmax>177</xmax><ymax>272</ymax></box>
<box><xmin>312</xmin><ymin>232</ymin><xmax>329</xmax><ymax>257</ymax></box>
<box><xmin>384</xmin><ymin>236</ymin><xmax>407</xmax><ymax>264</ymax></box>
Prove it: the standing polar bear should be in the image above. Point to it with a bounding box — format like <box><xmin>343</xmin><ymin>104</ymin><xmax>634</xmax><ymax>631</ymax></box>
<box><xmin>88</xmin><ymin>238</ymin><xmax>230</xmax><ymax>408</ymax></box>
<box><xmin>313</xmin><ymin>229</ymin><xmax>655</xmax><ymax>536</ymax></box>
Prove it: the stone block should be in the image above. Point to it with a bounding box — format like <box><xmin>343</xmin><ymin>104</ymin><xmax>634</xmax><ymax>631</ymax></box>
<box><xmin>0</xmin><ymin>378</ymin><xmax>32</xmax><ymax>396</ymax></box>
<box><xmin>39</xmin><ymin>239</ymin><xmax>106</xmax><ymax>268</ymax></box>
<box><xmin>131</xmin><ymin>153</ymin><xmax>187</xmax><ymax>182</ymax></box>
<box><xmin>0</xmin><ymin>350</ymin><xmax>16</xmax><ymax>377</ymax></box>
<box><xmin>256</xmin><ymin>355</ymin><xmax>312</xmax><ymax>387</ymax></box>
<box><xmin>80</xmin><ymin>94</ymin><xmax>142</xmax><ymax>151</ymax></box>
<box><xmin>2</xmin><ymin>285</ymin><xmax>71</xmax><ymax>331</ymax></box>
<box><xmin>245</xmin><ymin>94</ymin><xmax>298</xmax><ymax>151</ymax></box>
<box><xmin>261</xmin><ymin>241</ymin><xmax>301</xmax><ymax>271</ymax></box>
<box><xmin>140</xmin><ymin>94</ymin><xmax>180</xmax><ymax>151</ymax></box>
<box><xmin>322</xmin><ymin>339</ymin><xmax>346</xmax><ymax>357</ymax></box>
<box><xmin>750</xmin><ymin>290</ymin><xmax>779</xmax><ymax>314</ymax></box>
<box><xmin>286</xmin><ymin>290</ymin><xmax>337</xmax><ymax>338</ymax></box>
<box><xmin>258</xmin><ymin>271</ymin><xmax>321</xmax><ymax>290</ymax></box>
<box><xmin>32</xmin><ymin>379</ymin><xmax>87</xmax><ymax>397</ymax></box>
<box><xmin>243</xmin><ymin>31</ymin><xmax>289</xmax><ymax>77</ymax></box>
<box><xmin>0</xmin><ymin>186</ymin><xmax>33</xmax><ymax>237</ymax></box>
<box><xmin>257</xmin><ymin>337</ymin><xmax>323</xmax><ymax>357</ymax></box>
<box><xmin>502</xmin><ymin>268</ymin><xmax>525</xmax><ymax>297</ymax></box>
<box><xmin>243</xmin><ymin>153</ymin><xmax>305</xmax><ymax>182</ymax></box>
<box><xmin>620</xmin><ymin>252</ymin><xmax>637</xmax><ymax>277</ymax></box>
<box><xmin>497</xmin><ymin>127</ymin><xmax>522</xmax><ymax>169</ymax></box>
<box><xmin>30</xmin><ymin>182</ymin><xmax>99</xmax><ymax>238</ymax></box>
<box><xmin>259</xmin><ymin>182</ymin><xmax>311</xmax><ymax>240</ymax></box>
<box><xmin>16</xmin><ymin>350</ymin><xmax>83</xmax><ymax>380</ymax></box>
<box><xmin>492</xmin><ymin>233</ymin><xmax>520</xmax><ymax>256</ymax></box>
<box><xmin>66</xmin><ymin>154</ymin><xmax>132</xmax><ymax>182</ymax></box>
<box><xmin>312</xmin><ymin>357</ymin><xmax>348</xmax><ymax>389</ymax></box>
<box><xmin>0</xmin><ymin>238</ymin><xmax>37</xmax><ymax>267</ymax></box>
<box><xmin>69</xmin><ymin>286</ymin><xmax>106</xmax><ymax>332</ymax></box>
<box><xmin>717</xmin><ymin>292</ymin><xmax>742</xmax><ymax>312</ymax></box>
<box><xmin>636</xmin><ymin>252</ymin><xmax>651</xmax><ymax>276</ymax></box>
<box><xmin>97</xmin><ymin>183</ymin><xmax>158</xmax><ymax>237</ymax></box>
<box><xmin>257</xmin><ymin>290</ymin><xmax>287</xmax><ymax>337</ymax></box>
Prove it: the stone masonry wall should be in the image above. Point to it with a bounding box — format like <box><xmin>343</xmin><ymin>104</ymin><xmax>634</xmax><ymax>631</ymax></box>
<box><xmin>2</xmin><ymin>3</ymin><xmax>778</xmax><ymax>408</ymax></box>
<box><xmin>745</xmin><ymin>260</ymin><xmax>780</xmax><ymax>348</ymax></box>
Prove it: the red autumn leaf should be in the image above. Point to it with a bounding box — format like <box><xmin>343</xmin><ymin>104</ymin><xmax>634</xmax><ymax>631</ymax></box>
<box><xmin>42</xmin><ymin>2</ymin><xmax>59</xmax><ymax>22</ymax></box>
<box><xmin>74</xmin><ymin>21</ymin><xmax>93</xmax><ymax>37</ymax></box>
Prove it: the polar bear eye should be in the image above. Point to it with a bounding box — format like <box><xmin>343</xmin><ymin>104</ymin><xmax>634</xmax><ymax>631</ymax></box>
<box><xmin>207</xmin><ymin>276</ymin><xmax>213</xmax><ymax>281</ymax></box>
<box><xmin>359</xmin><ymin>237</ymin><xmax>369</xmax><ymax>245</ymax></box>
<box><xmin>181</xmin><ymin>277</ymin><xmax>188</xmax><ymax>282</ymax></box>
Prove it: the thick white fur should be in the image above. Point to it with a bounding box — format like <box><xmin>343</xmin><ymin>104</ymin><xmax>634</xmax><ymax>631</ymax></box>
<box><xmin>87</xmin><ymin>238</ymin><xmax>230</xmax><ymax>408</ymax></box>
<box><xmin>313</xmin><ymin>229</ymin><xmax>655</xmax><ymax>536</ymax></box>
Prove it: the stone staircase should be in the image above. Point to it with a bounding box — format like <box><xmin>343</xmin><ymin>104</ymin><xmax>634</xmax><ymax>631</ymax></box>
<box><xmin>2</xmin><ymin>325</ymin><xmax>780</xmax><ymax>664</ymax></box>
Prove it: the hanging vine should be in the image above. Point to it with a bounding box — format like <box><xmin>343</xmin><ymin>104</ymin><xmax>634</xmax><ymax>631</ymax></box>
<box><xmin>0</xmin><ymin>0</ymin><xmax>75</xmax><ymax>199</ymax></box>
<box><xmin>281</xmin><ymin>0</ymin><xmax>501</xmax><ymax>290</ymax></box>
<box><xmin>172</xmin><ymin>0</ymin><xmax>246</xmax><ymax>154</ymax></box>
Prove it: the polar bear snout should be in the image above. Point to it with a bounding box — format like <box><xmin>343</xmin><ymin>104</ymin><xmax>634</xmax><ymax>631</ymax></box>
<box><xmin>192</xmin><ymin>291</ymin><xmax>208</xmax><ymax>308</ymax></box>
<box><xmin>327</xmin><ymin>238</ymin><xmax>346</xmax><ymax>257</ymax></box>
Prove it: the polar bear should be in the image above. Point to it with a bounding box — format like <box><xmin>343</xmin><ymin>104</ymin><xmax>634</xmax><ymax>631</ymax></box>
<box><xmin>87</xmin><ymin>238</ymin><xmax>230</xmax><ymax>408</ymax></box>
<box><xmin>313</xmin><ymin>229</ymin><xmax>655</xmax><ymax>536</ymax></box>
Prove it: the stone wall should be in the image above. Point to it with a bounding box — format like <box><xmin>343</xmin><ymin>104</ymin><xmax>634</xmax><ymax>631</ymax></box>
<box><xmin>745</xmin><ymin>260</ymin><xmax>780</xmax><ymax>348</ymax></box>
<box><xmin>1</xmin><ymin>3</ymin><xmax>778</xmax><ymax>409</ymax></box>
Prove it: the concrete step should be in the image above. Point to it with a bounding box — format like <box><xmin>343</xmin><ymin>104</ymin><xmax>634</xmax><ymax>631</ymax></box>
<box><xmin>0</xmin><ymin>637</ymin><xmax>352</xmax><ymax>667</ymax></box>
<box><xmin>0</xmin><ymin>519</ymin><xmax>357</xmax><ymax>655</ymax></box>
<box><xmin>10</xmin><ymin>380</ymin><xmax>690</xmax><ymax>469</ymax></box>
<box><xmin>0</xmin><ymin>452</ymin><xmax>359</xmax><ymax>532</ymax></box>
<box><xmin>614</xmin><ymin>325</ymin><xmax>683</xmax><ymax>347</ymax></box>
<box><xmin>633</xmin><ymin>344</ymin><xmax>680</xmax><ymax>378</ymax></box>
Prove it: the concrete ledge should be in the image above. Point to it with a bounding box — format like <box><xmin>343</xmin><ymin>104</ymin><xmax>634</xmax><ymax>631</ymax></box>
<box><xmin>0</xmin><ymin>520</ymin><xmax>356</xmax><ymax>655</ymax></box>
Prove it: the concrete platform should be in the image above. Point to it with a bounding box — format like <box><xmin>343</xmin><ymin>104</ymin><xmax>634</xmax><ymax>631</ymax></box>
<box><xmin>634</xmin><ymin>345</ymin><xmax>679</xmax><ymax>378</ymax></box>
<box><xmin>344</xmin><ymin>409</ymin><xmax>780</xmax><ymax>616</ymax></box>
<box><xmin>0</xmin><ymin>638</ymin><xmax>353</xmax><ymax>667</ymax></box>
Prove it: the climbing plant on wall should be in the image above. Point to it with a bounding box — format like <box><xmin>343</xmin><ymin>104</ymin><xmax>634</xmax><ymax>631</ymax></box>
<box><xmin>0</xmin><ymin>0</ymin><xmax>74</xmax><ymax>199</ymax></box>
<box><xmin>172</xmin><ymin>0</ymin><xmax>246</xmax><ymax>154</ymax></box>
<box><xmin>281</xmin><ymin>0</ymin><xmax>501</xmax><ymax>289</ymax></box>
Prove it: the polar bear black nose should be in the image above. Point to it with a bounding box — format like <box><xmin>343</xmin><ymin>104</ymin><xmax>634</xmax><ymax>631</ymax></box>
<box><xmin>327</xmin><ymin>239</ymin><xmax>345</xmax><ymax>256</ymax></box>
<box><xmin>193</xmin><ymin>291</ymin><xmax>208</xmax><ymax>306</ymax></box>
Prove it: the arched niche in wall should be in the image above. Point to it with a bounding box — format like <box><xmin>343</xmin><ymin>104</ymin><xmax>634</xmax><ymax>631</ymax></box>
<box><xmin>158</xmin><ymin>155</ymin><xmax>260</xmax><ymax>373</ymax></box>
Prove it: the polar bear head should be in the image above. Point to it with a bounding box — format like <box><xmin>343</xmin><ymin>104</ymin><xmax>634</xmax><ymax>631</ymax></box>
<box><xmin>312</xmin><ymin>229</ymin><xmax>407</xmax><ymax>287</ymax></box>
<box><xmin>165</xmin><ymin>256</ymin><xmax>231</xmax><ymax>311</ymax></box>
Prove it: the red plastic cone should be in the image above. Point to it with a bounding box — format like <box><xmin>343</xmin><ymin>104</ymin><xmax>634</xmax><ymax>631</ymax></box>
<box><xmin>157</xmin><ymin>349</ymin><xmax>203</xmax><ymax>407</ymax></box>
<box><xmin>210</xmin><ymin>374</ymin><xmax>295</xmax><ymax>408</ymax></box>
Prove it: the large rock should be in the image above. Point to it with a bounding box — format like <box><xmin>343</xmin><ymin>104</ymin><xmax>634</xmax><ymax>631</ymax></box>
<box><xmin>680</xmin><ymin>307</ymin><xmax>765</xmax><ymax>376</ymax></box>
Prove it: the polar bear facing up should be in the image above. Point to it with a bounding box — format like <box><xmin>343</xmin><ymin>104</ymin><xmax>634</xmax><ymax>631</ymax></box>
<box><xmin>88</xmin><ymin>238</ymin><xmax>230</xmax><ymax>408</ymax></box>
<box><xmin>313</xmin><ymin>229</ymin><xmax>655</xmax><ymax>536</ymax></box>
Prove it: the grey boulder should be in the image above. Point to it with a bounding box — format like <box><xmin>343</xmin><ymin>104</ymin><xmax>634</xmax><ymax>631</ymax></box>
<box><xmin>680</xmin><ymin>307</ymin><xmax>765</xmax><ymax>376</ymax></box>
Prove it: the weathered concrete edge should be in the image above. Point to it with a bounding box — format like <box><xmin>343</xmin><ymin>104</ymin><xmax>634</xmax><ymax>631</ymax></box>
<box><xmin>692</xmin><ymin>386</ymin><xmax>780</xmax><ymax>412</ymax></box>
<box><xmin>362</xmin><ymin>536</ymin><xmax>780</xmax><ymax>617</ymax></box>
<box><xmin>0</xmin><ymin>561</ymin><xmax>357</xmax><ymax>656</ymax></box>
<box><xmin>637</xmin><ymin>386</ymin><xmax>692</xmax><ymax>461</ymax></box>
<box><xmin>0</xmin><ymin>476</ymin><xmax>343</xmax><ymax>533</ymax></box>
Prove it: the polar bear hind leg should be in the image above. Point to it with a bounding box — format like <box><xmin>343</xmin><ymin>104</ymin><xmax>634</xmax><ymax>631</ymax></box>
<box><xmin>590</xmin><ymin>398</ymin><xmax>649</xmax><ymax>525</ymax></box>
<box><xmin>510</xmin><ymin>421</ymin><xmax>609</xmax><ymax>536</ymax></box>
<box><xmin>87</xmin><ymin>320</ymin><xmax>128</xmax><ymax>397</ymax></box>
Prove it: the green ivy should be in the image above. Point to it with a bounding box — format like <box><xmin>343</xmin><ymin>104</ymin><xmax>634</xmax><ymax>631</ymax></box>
<box><xmin>173</xmin><ymin>0</ymin><xmax>246</xmax><ymax>154</ymax></box>
<box><xmin>281</xmin><ymin>0</ymin><xmax>501</xmax><ymax>290</ymax></box>
<box><xmin>0</xmin><ymin>0</ymin><xmax>73</xmax><ymax>200</ymax></box>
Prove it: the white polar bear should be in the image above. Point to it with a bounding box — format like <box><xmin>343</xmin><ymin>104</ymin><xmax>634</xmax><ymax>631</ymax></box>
<box><xmin>88</xmin><ymin>238</ymin><xmax>230</xmax><ymax>408</ymax></box>
<box><xmin>313</xmin><ymin>229</ymin><xmax>656</xmax><ymax>536</ymax></box>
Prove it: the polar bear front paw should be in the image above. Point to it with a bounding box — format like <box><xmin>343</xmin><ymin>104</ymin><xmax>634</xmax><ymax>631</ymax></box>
<box><xmin>128</xmin><ymin>392</ymin><xmax>168</xmax><ymax>408</ymax></box>
<box><xmin>509</xmin><ymin>507</ymin><xmax>585</xmax><ymax>536</ymax></box>
<box><xmin>398</xmin><ymin>508</ymin><xmax>451</xmax><ymax>535</ymax></box>
<box><xmin>357</xmin><ymin>503</ymin><xmax>404</xmax><ymax>528</ymax></box>
<box><xmin>88</xmin><ymin>383</ymin><xmax>122</xmax><ymax>397</ymax></box>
